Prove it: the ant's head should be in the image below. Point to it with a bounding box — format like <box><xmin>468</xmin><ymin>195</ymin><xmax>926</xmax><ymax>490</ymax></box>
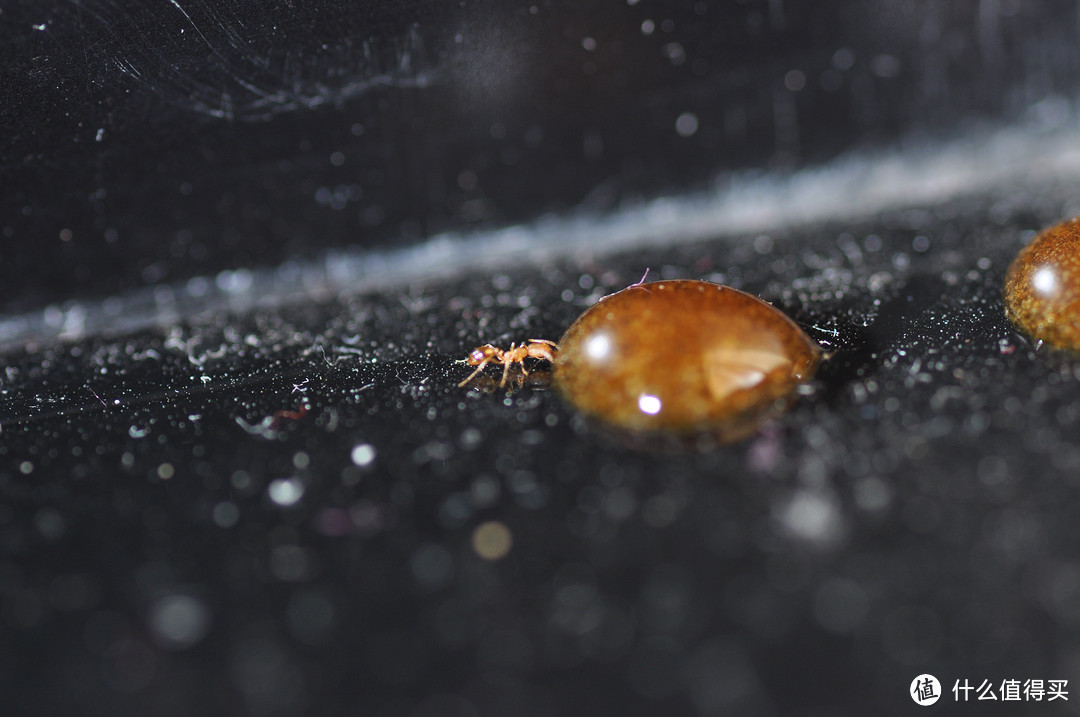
<box><xmin>465</xmin><ymin>344</ymin><xmax>500</xmax><ymax>366</ymax></box>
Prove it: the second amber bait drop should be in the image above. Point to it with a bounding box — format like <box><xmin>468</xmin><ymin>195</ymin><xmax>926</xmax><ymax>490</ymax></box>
<box><xmin>552</xmin><ymin>280</ymin><xmax>821</xmax><ymax>435</ymax></box>
<box><xmin>1003</xmin><ymin>218</ymin><xmax>1080</xmax><ymax>351</ymax></box>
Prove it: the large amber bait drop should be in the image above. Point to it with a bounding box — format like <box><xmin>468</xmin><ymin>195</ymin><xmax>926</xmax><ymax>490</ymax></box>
<box><xmin>553</xmin><ymin>280</ymin><xmax>821</xmax><ymax>435</ymax></box>
<box><xmin>1004</xmin><ymin>218</ymin><xmax>1080</xmax><ymax>350</ymax></box>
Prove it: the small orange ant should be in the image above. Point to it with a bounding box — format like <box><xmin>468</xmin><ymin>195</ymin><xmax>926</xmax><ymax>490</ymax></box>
<box><xmin>457</xmin><ymin>339</ymin><xmax>559</xmax><ymax>388</ymax></box>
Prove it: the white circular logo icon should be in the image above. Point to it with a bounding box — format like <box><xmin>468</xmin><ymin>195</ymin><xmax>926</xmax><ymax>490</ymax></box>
<box><xmin>911</xmin><ymin>674</ymin><xmax>941</xmax><ymax>706</ymax></box>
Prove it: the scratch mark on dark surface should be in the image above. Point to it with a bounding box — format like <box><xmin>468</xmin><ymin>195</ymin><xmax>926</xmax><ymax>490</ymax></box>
<box><xmin>166</xmin><ymin>0</ymin><xmax>213</xmax><ymax>48</ymax></box>
<box><xmin>60</xmin><ymin>0</ymin><xmax>437</xmax><ymax>121</ymax></box>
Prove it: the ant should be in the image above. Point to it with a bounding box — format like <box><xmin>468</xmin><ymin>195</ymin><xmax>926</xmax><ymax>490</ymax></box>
<box><xmin>457</xmin><ymin>339</ymin><xmax>559</xmax><ymax>388</ymax></box>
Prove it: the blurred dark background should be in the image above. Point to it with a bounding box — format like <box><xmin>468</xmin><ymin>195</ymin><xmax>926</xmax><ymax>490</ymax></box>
<box><xmin>4</xmin><ymin>0</ymin><xmax>1080</xmax><ymax>310</ymax></box>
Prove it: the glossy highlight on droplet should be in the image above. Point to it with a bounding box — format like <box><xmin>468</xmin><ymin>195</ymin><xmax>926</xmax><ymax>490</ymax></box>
<box><xmin>1003</xmin><ymin>218</ymin><xmax>1080</xmax><ymax>350</ymax></box>
<box><xmin>551</xmin><ymin>280</ymin><xmax>821</xmax><ymax>437</ymax></box>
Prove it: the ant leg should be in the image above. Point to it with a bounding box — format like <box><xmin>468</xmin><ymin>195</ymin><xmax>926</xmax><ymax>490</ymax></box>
<box><xmin>458</xmin><ymin>359</ymin><xmax>490</xmax><ymax>388</ymax></box>
<box><xmin>499</xmin><ymin>356</ymin><xmax>513</xmax><ymax>387</ymax></box>
<box><xmin>496</xmin><ymin>344</ymin><xmax>517</xmax><ymax>388</ymax></box>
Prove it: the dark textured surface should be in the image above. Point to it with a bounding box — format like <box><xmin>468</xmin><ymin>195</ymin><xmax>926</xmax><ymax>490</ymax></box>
<box><xmin>6</xmin><ymin>1</ymin><xmax>1080</xmax><ymax>715</ymax></box>
<box><xmin>4</xmin><ymin>179</ymin><xmax>1080</xmax><ymax>715</ymax></box>
<box><xmin>6</xmin><ymin>1</ymin><xmax>1080</xmax><ymax>309</ymax></box>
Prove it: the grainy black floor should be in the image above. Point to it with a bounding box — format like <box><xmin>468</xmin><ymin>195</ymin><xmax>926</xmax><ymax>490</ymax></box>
<box><xmin>3</xmin><ymin>176</ymin><xmax>1080</xmax><ymax>715</ymax></box>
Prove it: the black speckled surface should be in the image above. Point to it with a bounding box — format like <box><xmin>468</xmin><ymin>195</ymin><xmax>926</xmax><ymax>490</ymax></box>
<box><xmin>4</xmin><ymin>180</ymin><xmax>1080</xmax><ymax>715</ymax></box>
<box><xmin>6</xmin><ymin>0</ymin><xmax>1080</xmax><ymax>309</ymax></box>
<box><xmin>7</xmin><ymin>1</ymin><xmax>1080</xmax><ymax>715</ymax></box>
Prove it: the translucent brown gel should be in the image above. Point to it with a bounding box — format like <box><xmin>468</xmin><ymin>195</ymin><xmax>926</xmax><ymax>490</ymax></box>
<box><xmin>552</xmin><ymin>280</ymin><xmax>821</xmax><ymax>436</ymax></box>
<box><xmin>1004</xmin><ymin>218</ymin><xmax>1080</xmax><ymax>350</ymax></box>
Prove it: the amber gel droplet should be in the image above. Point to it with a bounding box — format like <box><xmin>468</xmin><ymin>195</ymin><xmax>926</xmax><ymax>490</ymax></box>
<box><xmin>1004</xmin><ymin>218</ymin><xmax>1080</xmax><ymax>350</ymax></box>
<box><xmin>552</xmin><ymin>280</ymin><xmax>821</xmax><ymax>435</ymax></box>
